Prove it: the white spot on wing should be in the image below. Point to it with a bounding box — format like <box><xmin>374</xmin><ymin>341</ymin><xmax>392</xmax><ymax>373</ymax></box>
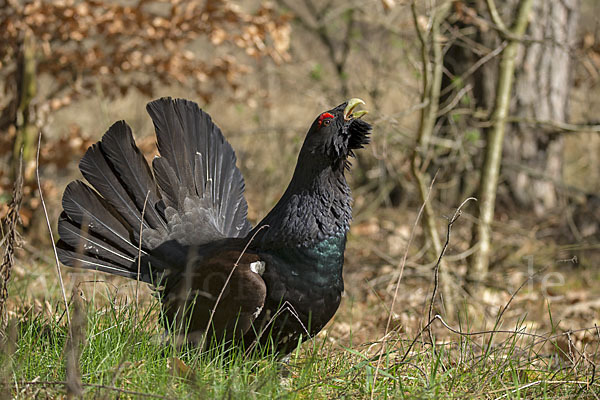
<box><xmin>250</xmin><ymin>260</ymin><xmax>265</xmax><ymax>276</ymax></box>
<box><xmin>253</xmin><ymin>306</ymin><xmax>263</xmax><ymax>318</ymax></box>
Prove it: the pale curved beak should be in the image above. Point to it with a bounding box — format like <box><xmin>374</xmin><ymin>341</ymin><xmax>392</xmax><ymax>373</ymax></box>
<box><xmin>344</xmin><ymin>98</ymin><xmax>368</xmax><ymax>120</ymax></box>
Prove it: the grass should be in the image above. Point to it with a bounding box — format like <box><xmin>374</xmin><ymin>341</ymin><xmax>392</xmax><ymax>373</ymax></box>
<box><xmin>1</xmin><ymin>264</ymin><xmax>598</xmax><ymax>399</ymax></box>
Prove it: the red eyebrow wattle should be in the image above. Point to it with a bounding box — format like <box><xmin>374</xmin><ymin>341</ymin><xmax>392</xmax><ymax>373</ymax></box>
<box><xmin>318</xmin><ymin>113</ymin><xmax>334</xmax><ymax>125</ymax></box>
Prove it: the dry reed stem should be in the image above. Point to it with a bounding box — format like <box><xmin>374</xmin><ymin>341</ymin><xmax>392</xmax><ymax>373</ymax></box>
<box><xmin>135</xmin><ymin>190</ymin><xmax>151</xmax><ymax>329</ymax></box>
<box><xmin>36</xmin><ymin>132</ymin><xmax>71</xmax><ymax>329</ymax></box>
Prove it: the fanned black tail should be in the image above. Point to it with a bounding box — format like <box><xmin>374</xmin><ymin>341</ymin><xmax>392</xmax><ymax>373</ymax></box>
<box><xmin>57</xmin><ymin>98</ymin><xmax>252</xmax><ymax>283</ymax></box>
<box><xmin>146</xmin><ymin>98</ymin><xmax>251</xmax><ymax>240</ymax></box>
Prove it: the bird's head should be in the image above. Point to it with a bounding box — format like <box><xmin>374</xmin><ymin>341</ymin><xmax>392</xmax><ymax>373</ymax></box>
<box><xmin>300</xmin><ymin>98</ymin><xmax>372</xmax><ymax>166</ymax></box>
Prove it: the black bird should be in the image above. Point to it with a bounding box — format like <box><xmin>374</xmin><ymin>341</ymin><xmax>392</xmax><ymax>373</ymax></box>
<box><xmin>57</xmin><ymin>97</ymin><xmax>371</xmax><ymax>353</ymax></box>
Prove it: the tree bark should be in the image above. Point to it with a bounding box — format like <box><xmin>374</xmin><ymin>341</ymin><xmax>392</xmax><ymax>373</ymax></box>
<box><xmin>444</xmin><ymin>0</ymin><xmax>579</xmax><ymax>214</ymax></box>
<box><xmin>503</xmin><ymin>0</ymin><xmax>579</xmax><ymax>214</ymax></box>
<box><xmin>12</xmin><ymin>29</ymin><xmax>37</xmax><ymax>183</ymax></box>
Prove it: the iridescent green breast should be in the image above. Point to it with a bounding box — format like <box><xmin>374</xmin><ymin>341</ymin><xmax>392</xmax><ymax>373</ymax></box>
<box><xmin>261</xmin><ymin>234</ymin><xmax>346</xmax><ymax>294</ymax></box>
<box><xmin>251</xmin><ymin>234</ymin><xmax>346</xmax><ymax>349</ymax></box>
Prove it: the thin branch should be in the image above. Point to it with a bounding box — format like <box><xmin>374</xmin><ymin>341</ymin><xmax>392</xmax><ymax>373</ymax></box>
<box><xmin>502</xmin><ymin>162</ymin><xmax>592</xmax><ymax>197</ymax></box>
<box><xmin>469</xmin><ymin>0</ymin><xmax>534</xmax><ymax>285</ymax></box>
<box><xmin>485</xmin><ymin>0</ymin><xmax>507</xmax><ymax>32</ymax></box>
<box><xmin>36</xmin><ymin>131</ymin><xmax>71</xmax><ymax>329</ymax></box>
<box><xmin>503</xmin><ymin>116</ymin><xmax>600</xmax><ymax>133</ymax></box>
<box><xmin>401</xmin><ymin>266</ymin><xmax>544</xmax><ymax>365</ymax></box>
<box><xmin>410</xmin><ymin>0</ymin><xmax>455</xmax><ymax>318</ymax></box>
<box><xmin>436</xmin><ymin>83</ymin><xmax>473</xmax><ymax>117</ymax></box>
<box><xmin>427</xmin><ymin>197</ymin><xmax>476</xmax><ymax>343</ymax></box>
<box><xmin>439</xmin><ymin>41</ymin><xmax>507</xmax><ymax>98</ymax></box>
<box><xmin>453</xmin><ymin>107</ymin><xmax>600</xmax><ymax>134</ymax></box>
<box><xmin>135</xmin><ymin>190</ymin><xmax>151</xmax><ymax>326</ymax></box>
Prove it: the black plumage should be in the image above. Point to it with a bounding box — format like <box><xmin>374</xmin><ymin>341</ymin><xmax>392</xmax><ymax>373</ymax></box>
<box><xmin>57</xmin><ymin>97</ymin><xmax>372</xmax><ymax>353</ymax></box>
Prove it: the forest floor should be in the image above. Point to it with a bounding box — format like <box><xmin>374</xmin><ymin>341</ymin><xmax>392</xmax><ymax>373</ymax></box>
<box><xmin>2</xmin><ymin>202</ymin><xmax>599</xmax><ymax>398</ymax></box>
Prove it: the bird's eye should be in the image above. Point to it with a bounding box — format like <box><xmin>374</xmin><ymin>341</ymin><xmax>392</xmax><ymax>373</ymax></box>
<box><xmin>318</xmin><ymin>112</ymin><xmax>334</xmax><ymax>128</ymax></box>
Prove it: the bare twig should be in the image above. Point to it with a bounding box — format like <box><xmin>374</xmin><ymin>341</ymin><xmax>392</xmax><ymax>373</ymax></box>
<box><xmin>485</xmin><ymin>0</ymin><xmax>507</xmax><ymax>32</ymax></box>
<box><xmin>282</xmin><ymin>0</ymin><xmax>355</xmax><ymax>97</ymax></box>
<box><xmin>36</xmin><ymin>132</ymin><xmax>71</xmax><ymax>328</ymax></box>
<box><xmin>427</xmin><ymin>197</ymin><xmax>476</xmax><ymax>343</ymax></box>
<box><xmin>502</xmin><ymin>116</ymin><xmax>600</xmax><ymax>133</ymax></box>
<box><xmin>135</xmin><ymin>191</ymin><xmax>151</xmax><ymax>325</ymax></box>
<box><xmin>439</xmin><ymin>41</ymin><xmax>507</xmax><ymax>98</ymax></box>
<box><xmin>400</xmin><ymin>266</ymin><xmax>548</xmax><ymax>365</ymax></box>
<box><xmin>436</xmin><ymin>83</ymin><xmax>473</xmax><ymax>117</ymax></box>
<box><xmin>452</xmin><ymin>108</ymin><xmax>600</xmax><ymax>134</ymax></box>
<box><xmin>410</xmin><ymin>0</ymin><xmax>456</xmax><ymax>317</ymax></box>
<box><xmin>434</xmin><ymin>314</ymin><xmax>547</xmax><ymax>340</ymax></box>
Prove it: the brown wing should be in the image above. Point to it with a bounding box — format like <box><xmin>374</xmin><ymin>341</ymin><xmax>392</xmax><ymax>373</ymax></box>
<box><xmin>162</xmin><ymin>250</ymin><xmax>266</xmax><ymax>346</ymax></box>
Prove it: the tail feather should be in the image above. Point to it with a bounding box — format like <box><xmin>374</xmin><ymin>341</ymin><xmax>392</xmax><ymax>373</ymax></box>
<box><xmin>147</xmin><ymin>97</ymin><xmax>252</xmax><ymax>238</ymax></box>
<box><xmin>147</xmin><ymin>100</ymin><xmax>195</xmax><ymax>193</ymax></box>
<box><xmin>60</xmin><ymin>123</ymin><xmax>164</xmax><ymax>281</ymax></box>
<box><xmin>58</xmin><ymin>97</ymin><xmax>253</xmax><ymax>283</ymax></box>
<box><xmin>192</xmin><ymin>152</ymin><xmax>206</xmax><ymax>200</ymax></box>
<box><xmin>152</xmin><ymin>156</ymin><xmax>184</xmax><ymax>210</ymax></box>
<box><xmin>56</xmin><ymin>246</ymin><xmax>139</xmax><ymax>280</ymax></box>
<box><xmin>58</xmin><ymin>213</ymin><xmax>135</xmax><ymax>266</ymax></box>
<box><xmin>62</xmin><ymin>180</ymin><xmax>141</xmax><ymax>256</ymax></box>
<box><xmin>100</xmin><ymin>121</ymin><xmax>167</xmax><ymax>232</ymax></box>
<box><xmin>79</xmin><ymin>142</ymin><xmax>148</xmax><ymax>235</ymax></box>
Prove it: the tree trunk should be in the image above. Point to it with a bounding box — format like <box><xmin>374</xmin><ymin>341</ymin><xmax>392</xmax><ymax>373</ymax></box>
<box><xmin>443</xmin><ymin>0</ymin><xmax>579</xmax><ymax>215</ymax></box>
<box><xmin>503</xmin><ymin>0</ymin><xmax>579</xmax><ymax>214</ymax></box>
<box><xmin>12</xmin><ymin>29</ymin><xmax>38</xmax><ymax>183</ymax></box>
